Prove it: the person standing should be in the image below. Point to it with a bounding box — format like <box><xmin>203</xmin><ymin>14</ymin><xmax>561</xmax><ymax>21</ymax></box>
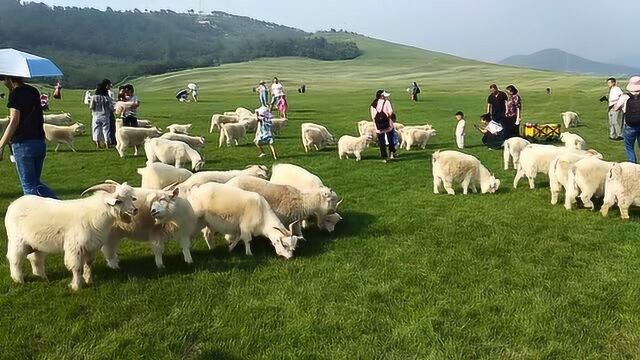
<box><xmin>504</xmin><ymin>84</ymin><xmax>522</xmax><ymax>138</ymax></box>
<box><xmin>277</xmin><ymin>94</ymin><xmax>288</xmax><ymax>119</ymax></box>
<box><xmin>410</xmin><ymin>81</ymin><xmax>421</xmax><ymax>102</ymax></box>
<box><xmin>370</xmin><ymin>89</ymin><xmax>396</xmax><ymax>162</ymax></box>
<box><xmin>606</xmin><ymin>77</ymin><xmax>624</xmax><ymax>140</ymax></box>
<box><xmin>188</xmin><ymin>83</ymin><xmax>199</xmax><ymax>102</ymax></box>
<box><xmin>100</xmin><ymin>79</ymin><xmax>117</xmax><ymax>146</ymax></box>
<box><xmin>90</xmin><ymin>82</ymin><xmax>114</xmax><ymax>149</ymax></box>
<box><xmin>455</xmin><ymin>111</ymin><xmax>466</xmax><ymax>149</ymax></box>
<box><xmin>486</xmin><ymin>84</ymin><xmax>508</xmax><ymax>126</ymax></box>
<box><xmin>121</xmin><ymin>84</ymin><xmax>140</xmax><ymax>127</ymax></box>
<box><xmin>254</xmin><ymin>106</ymin><xmax>278</xmax><ymax>159</ymax></box>
<box><xmin>257</xmin><ymin>80</ymin><xmax>269</xmax><ymax>107</ymax></box>
<box><xmin>53</xmin><ymin>79</ymin><xmax>62</xmax><ymax>100</ymax></box>
<box><xmin>270</xmin><ymin>77</ymin><xmax>285</xmax><ymax>109</ymax></box>
<box><xmin>0</xmin><ymin>75</ymin><xmax>57</xmax><ymax>198</ymax></box>
<box><xmin>613</xmin><ymin>76</ymin><xmax>640</xmax><ymax>162</ymax></box>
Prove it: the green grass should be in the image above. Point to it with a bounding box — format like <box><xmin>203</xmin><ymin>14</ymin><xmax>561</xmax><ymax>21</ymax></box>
<box><xmin>1</xmin><ymin>34</ymin><xmax>640</xmax><ymax>359</ymax></box>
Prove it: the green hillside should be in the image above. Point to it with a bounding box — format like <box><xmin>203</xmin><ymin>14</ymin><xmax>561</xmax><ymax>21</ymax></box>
<box><xmin>1</xmin><ymin>34</ymin><xmax>637</xmax><ymax>359</ymax></box>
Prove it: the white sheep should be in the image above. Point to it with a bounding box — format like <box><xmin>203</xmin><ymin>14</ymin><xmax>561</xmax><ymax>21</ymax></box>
<box><xmin>188</xmin><ymin>182</ymin><xmax>301</xmax><ymax>258</ymax></box>
<box><xmin>357</xmin><ymin>120</ymin><xmax>376</xmax><ymax>145</ymax></box>
<box><xmin>239</xmin><ymin>116</ymin><xmax>258</xmax><ymax>132</ymax></box>
<box><xmin>403</xmin><ymin>124</ymin><xmax>433</xmax><ymax>131</ymax></box>
<box><xmin>136</xmin><ymin>119</ymin><xmax>153</xmax><ymax>128</ymax></box>
<box><xmin>400</xmin><ymin>128</ymin><xmax>436</xmax><ymax>150</ymax></box>
<box><xmin>559</xmin><ymin>132</ymin><xmax>587</xmax><ymax>150</ymax></box>
<box><xmin>175</xmin><ymin>165</ymin><xmax>269</xmax><ymax>190</ymax></box>
<box><xmin>43</xmin><ymin>113</ymin><xmax>73</xmax><ymax>125</ymax></box>
<box><xmin>548</xmin><ymin>152</ymin><xmax>598</xmax><ymax>206</ymax></box>
<box><xmin>144</xmin><ymin>137</ymin><xmax>205</xmax><ymax>171</ymax></box>
<box><xmin>219</xmin><ymin>122</ymin><xmax>247</xmax><ymax>147</ymax></box>
<box><xmin>502</xmin><ymin>137</ymin><xmax>531</xmax><ymax>170</ymax></box>
<box><xmin>513</xmin><ymin>145</ymin><xmax>601</xmax><ymax>189</ymax></box>
<box><xmin>601</xmin><ymin>162</ymin><xmax>640</xmax><ymax>219</ymax></box>
<box><xmin>115</xmin><ymin>126</ymin><xmax>163</xmax><ymax>157</ymax></box>
<box><xmin>43</xmin><ymin>123</ymin><xmax>85</xmax><ymax>152</ymax></box>
<box><xmin>137</xmin><ymin>163</ymin><xmax>193</xmax><ymax>190</ymax></box>
<box><xmin>104</xmin><ymin>187</ymin><xmax>198</xmax><ymax>269</ymax></box>
<box><xmin>209</xmin><ymin>114</ymin><xmax>239</xmax><ymax>133</ymax></box>
<box><xmin>4</xmin><ymin>181</ymin><xmax>137</xmax><ymax>290</ymax></box>
<box><xmin>564</xmin><ymin>157</ymin><xmax>614</xmax><ymax>210</ymax></box>
<box><xmin>167</xmin><ymin>123</ymin><xmax>192</xmax><ymax>134</ymax></box>
<box><xmin>301</xmin><ymin>123</ymin><xmax>334</xmax><ymax>152</ymax></box>
<box><xmin>338</xmin><ymin>134</ymin><xmax>370</xmax><ymax>160</ymax></box>
<box><xmin>235</xmin><ymin>107</ymin><xmax>254</xmax><ymax>118</ymax></box>
<box><xmin>271</xmin><ymin>118</ymin><xmax>288</xmax><ymax>135</ymax></box>
<box><xmin>432</xmin><ymin>150</ymin><xmax>501</xmax><ymax>195</ymax></box>
<box><xmin>161</xmin><ymin>132</ymin><xmax>205</xmax><ymax>149</ymax></box>
<box><xmin>227</xmin><ymin>175</ymin><xmax>339</xmax><ymax>236</ymax></box>
<box><xmin>561</xmin><ymin>111</ymin><xmax>581</xmax><ymax>128</ymax></box>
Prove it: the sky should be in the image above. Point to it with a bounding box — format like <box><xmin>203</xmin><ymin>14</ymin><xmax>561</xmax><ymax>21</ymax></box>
<box><xmin>34</xmin><ymin>0</ymin><xmax>640</xmax><ymax>66</ymax></box>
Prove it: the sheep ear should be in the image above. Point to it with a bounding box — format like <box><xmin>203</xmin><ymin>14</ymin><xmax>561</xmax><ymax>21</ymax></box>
<box><xmin>105</xmin><ymin>197</ymin><xmax>121</xmax><ymax>206</ymax></box>
<box><xmin>288</xmin><ymin>221</ymin><xmax>300</xmax><ymax>235</ymax></box>
<box><xmin>82</xmin><ymin>183</ymin><xmax>117</xmax><ymax>197</ymax></box>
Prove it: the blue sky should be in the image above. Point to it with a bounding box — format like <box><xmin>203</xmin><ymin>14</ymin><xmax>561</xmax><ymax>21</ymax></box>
<box><xmin>34</xmin><ymin>0</ymin><xmax>640</xmax><ymax>66</ymax></box>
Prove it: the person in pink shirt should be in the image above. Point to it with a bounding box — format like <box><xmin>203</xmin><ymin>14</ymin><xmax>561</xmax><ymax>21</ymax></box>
<box><xmin>370</xmin><ymin>89</ymin><xmax>396</xmax><ymax>162</ymax></box>
<box><xmin>277</xmin><ymin>94</ymin><xmax>288</xmax><ymax>118</ymax></box>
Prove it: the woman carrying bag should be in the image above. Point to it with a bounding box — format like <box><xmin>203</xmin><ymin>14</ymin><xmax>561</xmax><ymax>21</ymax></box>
<box><xmin>370</xmin><ymin>89</ymin><xmax>396</xmax><ymax>162</ymax></box>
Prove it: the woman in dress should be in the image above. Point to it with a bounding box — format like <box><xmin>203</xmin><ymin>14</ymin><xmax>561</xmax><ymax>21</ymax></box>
<box><xmin>504</xmin><ymin>84</ymin><xmax>522</xmax><ymax>138</ymax></box>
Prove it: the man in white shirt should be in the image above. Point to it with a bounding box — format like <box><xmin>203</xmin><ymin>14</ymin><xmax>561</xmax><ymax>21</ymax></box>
<box><xmin>606</xmin><ymin>77</ymin><xmax>624</xmax><ymax>140</ymax></box>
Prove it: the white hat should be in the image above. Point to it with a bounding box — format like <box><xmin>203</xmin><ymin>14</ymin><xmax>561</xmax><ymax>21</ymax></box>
<box><xmin>382</xmin><ymin>91</ymin><xmax>391</xmax><ymax>97</ymax></box>
<box><xmin>627</xmin><ymin>76</ymin><xmax>640</xmax><ymax>93</ymax></box>
<box><xmin>256</xmin><ymin>106</ymin><xmax>270</xmax><ymax>116</ymax></box>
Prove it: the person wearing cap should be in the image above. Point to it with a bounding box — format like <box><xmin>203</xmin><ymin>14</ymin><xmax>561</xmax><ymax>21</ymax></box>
<box><xmin>254</xmin><ymin>106</ymin><xmax>278</xmax><ymax>160</ymax></box>
<box><xmin>257</xmin><ymin>80</ymin><xmax>269</xmax><ymax>107</ymax></box>
<box><xmin>606</xmin><ymin>77</ymin><xmax>624</xmax><ymax>141</ymax></box>
<box><xmin>613</xmin><ymin>76</ymin><xmax>640</xmax><ymax>163</ymax></box>
<box><xmin>0</xmin><ymin>75</ymin><xmax>57</xmax><ymax>198</ymax></box>
<box><xmin>370</xmin><ymin>89</ymin><xmax>397</xmax><ymax>162</ymax></box>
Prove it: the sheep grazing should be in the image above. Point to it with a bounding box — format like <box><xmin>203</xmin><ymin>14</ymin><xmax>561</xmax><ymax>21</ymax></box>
<box><xmin>219</xmin><ymin>122</ymin><xmax>247</xmax><ymax>147</ymax></box>
<box><xmin>338</xmin><ymin>134</ymin><xmax>370</xmax><ymax>161</ymax></box>
<box><xmin>601</xmin><ymin>162</ymin><xmax>640</xmax><ymax>219</ymax></box>
<box><xmin>301</xmin><ymin>123</ymin><xmax>335</xmax><ymax>152</ymax></box>
<box><xmin>564</xmin><ymin>157</ymin><xmax>614</xmax><ymax>211</ymax></box>
<box><xmin>104</xmin><ymin>187</ymin><xmax>198</xmax><ymax>269</ymax></box>
<box><xmin>137</xmin><ymin>163</ymin><xmax>193</xmax><ymax>190</ymax></box>
<box><xmin>137</xmin><ymin>119</ymin><xmax>153</xmax><ymax>128</ymax></box>
<box><xmin>174</xmin><ymin>165</ymin><xmax>269</xmax><ymax>191</ymax></box>
<box><xmin>235</xmin><ymin>107</ymin><xmax>254</xmax><ymax>118</ymax></box>
<box><xmin>400</xmin><ymin>128</ymin><xmax>436</xmax><ymax>150</ymax></box>
<box><xmin>144</xmin><ymin>137</ymin><xmax>205</xmax><ymax>171</ymax></box>
<box><xmin>432</xmin><ymin>150</ymin><xmax>500</xmax><ymax>195</ymax></box>
<box><xmin>161</xmin><ymin>132</ymin><xmax>205</xmax><ymax>149</ymax></box>
<box><xmin>561</xmin><ymin>111</ymin><xmax>581</xmax><ymax>128</ymax></box>
<box><xmin>167</xmin><ymin>123</ymin><xmax>192</xmax><ymax>135</ymax></box>
<box><xmin>271</xmin><ymin>118</ymin><xmax>288</xmax><ymax>135</ymax></box>
<box><xmin>502</xmin><ymin>137</ymin><xmax>531</xmax><ymax>170</ymax></box>
<box><xmin>209</xmin><ymin>114</ymin><xmax>239</xmax><ymax>133</ymax></box>
<box><xmin>513</xmin><ymin>145</ymin><xmax>602</xmax><ymax>189</ymax></box>
<box><xmin>227</xmin><ymin>175</ymin><xmax>339</xmax><ymax>236</ymax></box>
<box><xmin>115</xmin><ymin>126</ymin><xmax>163</xmax><ymax>157</ymax></box>
<box><xmin>548</xmin><ymin>152</ymin><xmax>598</xmax><ymax>206</ymax></box>
<box><xmin>559</xmin><ymin>132</ymin><xmax>587</xmax><ymax>150</ymax></box>
<box><xmin>43</xmin><ymin>113</ymin><xmax>73</xmax><ymax>125</ymax></box>
<box><xmin>43</xmin><ymin>123</ymin><xmax>85</xmax><ymax>152</ymax></box>
<box><xmin>188</xmin><ymin>182</ymin><xmax>301</xmax><ymax>258</ymax></box>
<box><xmin>4</xmin><ymin>181</ymin><xmax>137</xmax><ymax>290</ymax></box>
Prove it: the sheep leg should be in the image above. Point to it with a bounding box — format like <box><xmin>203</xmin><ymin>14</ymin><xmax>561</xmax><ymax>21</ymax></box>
<box><xmin>116</xmin><ymin>144</ymin><xmax>125</xmax><ymax>158</ymax></box>
<box><xmin>461</xmin><ymin>175</ymin><xmax>472</xmax><ymax>195</ymax></box>
<box><xmin>619</xmin><ymin>201</ymin><xmax>631</xmax><ymax>220</ymax></box>
<box><xmin>443</xmin><ymin>178</ymin><xmax>455</xmax><ymax>195</ymax></box>
<box><xmin>313</xmin><ymin>144</ymin><xmax>320</xmax><ymax>151</ymax></box>
<box><xmin>228</xmin><ymin>234</ymin><xmax>242</xmax><ymax>253</ymax></box>
<box><xmin>240</xmin><ymin>232</ymin><xmax>253</xmax><ymax>256</ymax></box>
<box><xmin>513</xmin><ymin>168</ymin><xmax>524</xmax><ymax>188</ymax></box>
<box><xmin>202</xmin><ymin>227</ymin><xmax>215</xmax><ymax>250</ymax></box>
<box><xmin>133</xmin><ymin>145</ymin><xmax>138</xmax><ymax>156</ymax></box>
<box><xmin>503</xmin><ymin>148</ymin><xmax>511</xmax><ymax>170</ymax></box>
<box><xmin>549</xmin><ymin>179</ymin><xmax>560</xmax><ymax>205</ymax></box>
<box><xmin>178</xmin><ymin>236</ymin><xmax>193</xmax><ymax>265</ymax></box>
<box><xmin>69</xmin><ymin>141</ymin><xmax>76</xmax><ymax>152</ymax></box>
<box><xmin>513</xmin><ymin>155</ymin><xmax>520</xmax><ymax>170</ymax></box>
<box><xmin>27</xmin><ymin>251</ymin><xmax>48</xmax><ymax>280</ymax></box>
<box><xmin>64</xmin><ymin>249</ymin><xmax>83</xmax><ymax>291</ymax></box>
<box><xmin>580</xmin><ymin>191</ymin><xmax>595</xmax><ymax>210</ymax></box>
<box><xmin>149</xmin><ymin>239</ymin><xmax>166</xmax><ymax>269</ymax></box>
<box><xmin>433</xmin><ymin>176</ymin><xmax>442</xmax><ymax>194</ymax></box>
<box><xmin>355</xmin><ymin>151</ymin><xmax>361</xmax><ymax>161</ymax></box>
<box><xmin>7</xmin><ymin>239</ymin><xmax>27</xmax><ymax>284</ymax></box>
<box><xmin>600</xmin><ymin>193</ymin><xmax>616</xmax><ymax>217</ymax></box>
<box><xmin>234</xmin><ymin>139</ymin><xmax>239</xmax><ymax>146</ymax></box>
<box><xmin>101</xmin><ymin>238</ymin><xmax>121</xmax><ymax>270</ymax></box>
<box><xmin>82</xmin><ymin>254</ymin><xmax>96</xmax><ymax>285</ymax></box>
<box><xmin>54</xmin><ymin>144</ymin><xmax>60</xmax><ymax>152</ymax></box>
<box><xmin>470</xmin><ymin>183</ymin><xmax>478</xmax><ymax>193</ymax></box>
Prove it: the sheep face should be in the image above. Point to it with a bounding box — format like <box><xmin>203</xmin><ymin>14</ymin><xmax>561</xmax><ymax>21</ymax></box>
<box><xmin>319</xmin><ymin>213</ymin><xmax>342</xmax><ymax>232</ymax></box>
<box><xmin>481</xmin><ymin>176</ymin><xmax>501</xmax><ymax>194</ymax></box>
<box><xmin>150</xmin><ymin>189</ymin><xmax>179</xmax><ymax>224</ymax></box>
<box><xmin>83</xmin><ymin>183</ymin><xmax>138</xmax><ymax>222</ymax></box>
<box><xmin>193</xmin><ymin>160</ymin><xmax>206</xmax><ymax>172</ymax></box>
<box><xmin>272</xmin><ymin>223</ymin><xmax>301</xmax><ymax>259</ymax></box>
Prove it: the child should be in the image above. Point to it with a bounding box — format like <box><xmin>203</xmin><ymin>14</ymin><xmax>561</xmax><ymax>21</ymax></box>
<box><xmin>254</xmin><ymin>106</ymin><xmax>278</xmax><ymax>159</ymax></box>
<box><xmin>277</xmin><ymin>94</ymin><xmax>288</xmax><ymax>119</ymax></box>
<box><xmin>455</xmin><ymin>111</ymin><xmax>465</xmax><ymax>149</ymax></box>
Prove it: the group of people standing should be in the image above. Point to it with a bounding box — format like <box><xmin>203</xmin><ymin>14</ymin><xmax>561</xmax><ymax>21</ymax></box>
<box><xmin>88</xmin><ymin>80</ymin><xmax>140</xmax><ymax>149</ymax></box>
<box><xmin>607</xmin><ymin>76</ymin><xmax>640</xmax><ymax>162</ymax></box>
<box><xmin>256</xmin><ymin>77</ymin><xmax>288</xmax><ymax>119</ymax></box>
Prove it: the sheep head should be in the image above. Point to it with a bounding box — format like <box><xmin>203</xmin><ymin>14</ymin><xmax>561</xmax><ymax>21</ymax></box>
<box><xmin>272</xmin><ymin>221</ymin><xmax>302</xmax><ymax>259</ymax></box>
<box><xmin>150</xmin><ymin>188</ymin><xmax>180</xmax><ymax>224</ymax></box>
<box><xmin>319</xmin><ymin>213</ymin><xmax>343</xmax><ymax>232</ymax></box>
<box><xmin>82</xmin><ymin>181</ymin><xmax>138</xmax><ymax>221</ymax></box>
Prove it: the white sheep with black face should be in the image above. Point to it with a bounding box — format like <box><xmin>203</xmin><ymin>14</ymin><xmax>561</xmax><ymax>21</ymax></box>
<box><xmin>432</xmin><ymin>150</ymin><xmax>500</xmax><ymax>195</ymax></box>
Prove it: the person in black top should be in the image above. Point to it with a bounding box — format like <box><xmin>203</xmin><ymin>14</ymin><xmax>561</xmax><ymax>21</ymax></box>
<box><xmin>486</xmin><ymin>84</ymin><xmax>508</xmax><ymax>125</ymax></box>
<box><xmin>0</xmin><ymin>75</ymin><xmax>57</xmax><ymax>198</ymax></box>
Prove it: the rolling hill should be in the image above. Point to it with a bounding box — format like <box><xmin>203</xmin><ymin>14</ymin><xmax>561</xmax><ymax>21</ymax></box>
<box><xmin>500</xmin><ymin>48</ymin><xmax>640</xmax><ymax>76</ymax></box>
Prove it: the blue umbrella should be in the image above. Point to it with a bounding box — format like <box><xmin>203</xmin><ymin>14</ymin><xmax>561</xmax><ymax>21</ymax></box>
<box><xmin>0</xmin><ymin>48</ymin><xmax>63</xmax><ymax>78</ymax></box>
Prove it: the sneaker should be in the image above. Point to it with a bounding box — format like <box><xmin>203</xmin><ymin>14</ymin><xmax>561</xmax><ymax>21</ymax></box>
<box><xmin>382</xmin><ymin>159</ymin><xmax>388</xmax><ymax>163</ymax></box>
<box><xmin>390</xmin><ymin>152</ymin><xmax>396</xmax><ymax>159</ymax></box>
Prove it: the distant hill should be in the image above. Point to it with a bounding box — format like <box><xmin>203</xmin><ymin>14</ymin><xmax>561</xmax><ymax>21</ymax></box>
<box><xmin>0</xmin><ymin>1</ymin><xmax>360</xmax><ymax>87</ymax></box>
<box><xmin>500</xmin><ymin>48</ymin><xmax>640</xmax><ymax>76</ymax></box>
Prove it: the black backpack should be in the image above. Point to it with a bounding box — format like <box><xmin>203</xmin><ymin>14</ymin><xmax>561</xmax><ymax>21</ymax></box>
<box><xmin>625</xmin><ymin>93</ymin><xmax>640</xmax><ymax>126</ymax></box>
<box><xmin>374</xmin><ymin>100</ymin><xmax>391</xmax><ymax>130</ymax></box>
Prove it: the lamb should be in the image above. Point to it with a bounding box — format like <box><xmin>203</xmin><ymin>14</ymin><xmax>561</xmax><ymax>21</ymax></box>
<box><xmin>559</xmin><ymin>132</ymin><xmax>587</xmax><ymax>150</ymax></box>
<box><xmin>161</xmin><ymin>132</ymin><xmax>205</xmax><ymax>149</ymax></box>
<box><xmin>301</xmin><ymin>123</ymin><xmax>335</xmax><ymax>152</ymax></box>
<box><xmin>400</xmin><ymin>128</ymin><xmax>436</xmax><ymax>150</ymax></box>
<box><xmin>43</xmin><ymin>113</ymin><xmax>73</xmax><ymax>125</ymax></box>
<box><xmin>561</xmin><ymin>111</ymin><xmax>581</xmax><ymax>128</ymax></box>
<box><xmin>173</xmin><ymin>165</ymin><xmax>269</xmax><ymax>190</ymax></box>
<box><xmin>235</xmin><ymin>107</ymin><xmax>254</xmax><ymax>118</ymax></box>
<box><xmin>167</xmin><ymin>123</ymin><xmax>192</xmax><ymax>135</ymax></box>
<box><xmin>513</xmin><ymin>145</ymin><xmax>602</xmax><ymax>189</ymax></box>
<box><xmin>338</xmin><ymin>134</ymin><xmax>371</xmax><ymax>160</ymax></box>
<box><xmin>219</xmin><ymin>122</ymin><xmax>247</xmax><ymax>147</ymax></box>
<box><xmin>137</xmin><ymin>163</ymin><xmax>193</xmax><ymax>190</ymax></box>
<box><xmin>188</xmin><ymin>182</ymin><xmax>301</xmax><ymax>258</ymax></box>
<box><xmin>227</xmin><ymin>175</ymin><xmax>339</xmax><ymax>236</ymax></box>
<box><xmin>271</xmin><ymin>118</ymin><xmax>288</xmax><ymax>135</ymax></box>
<box><xmin>4</xmin><ymin>181</ymin><xmax>137</xmax><ymax>290</ymax></box>
<box><xmin>115</xmin><ymin>126</ymin><xmax>162</xmax><ymax>157</ymax></box>
<box><xmin>432</xmin><ymin>150</ymin><xmax>501</xmax><ymax>195</ymax></box>
<box><xmin>601</xmin><ymin>162</ymin><xmax>640</xmax><ymax>219</ymax></box>
<box><xmin>144</xmin><ymin>137</ymin><xmax>205</xmax><ymax>171</ymax></box>
<box><xmin>502</xmin><ymin>137</ymin><xmax>531</xmax><ymax>170</ymax></box>
<box><xmin>357</xmin><ymin>120</ymin><xmax>376</xmax><ymax>142</ymax></box>
<box><xmin>548</xmin><ymin>152</ymin><xmax>599</xmax><ymax>206</ymax></box>
<box><xmin>564</xmin><ymin>157</ymin><xmax>614</xmax><ymax>210</ymax></box>
<box><xmin>43</xmin><ymin>122</ymin><xmax>85</xmax><ymax>152</ymax></box>
<box><xmin>103</xmin><ymin>187</ymin><xmax>199</xmax><ymax>269</ymax></box>
<box><xmin>209</xmin><ymin>114</ymin><xmax>239</xmax><ymax>133</ymax></box>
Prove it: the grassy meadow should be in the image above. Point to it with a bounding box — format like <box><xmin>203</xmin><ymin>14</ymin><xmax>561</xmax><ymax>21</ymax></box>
<box><xmin>1</xmin><ymin>33</ymin><xmax>640</xmax><ymax>359</ymax></box>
